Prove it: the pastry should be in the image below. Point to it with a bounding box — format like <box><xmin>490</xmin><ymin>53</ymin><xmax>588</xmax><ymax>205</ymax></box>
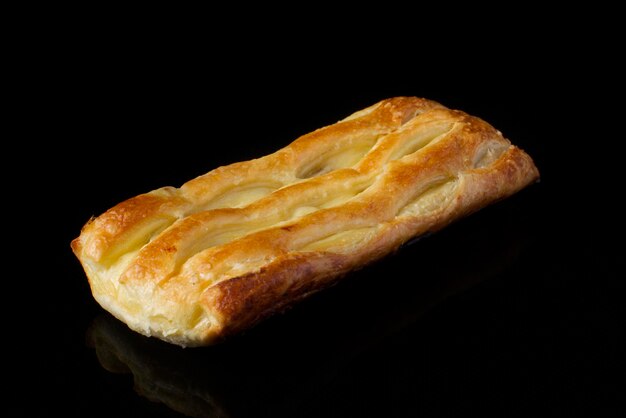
<box><xmin>72</xmin><ymin>97</ymin><xmax>539</xmax><ymax>346</ymax></box>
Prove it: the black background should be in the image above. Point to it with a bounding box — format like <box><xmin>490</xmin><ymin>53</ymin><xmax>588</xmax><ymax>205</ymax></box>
<box><xmin>11</xmin><ymin>24</ymin><xmax>624</xmax><ymax>417</ymax></box>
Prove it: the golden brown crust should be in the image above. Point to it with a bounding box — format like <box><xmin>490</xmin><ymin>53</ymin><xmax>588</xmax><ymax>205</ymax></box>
<box><xmin>72</xmin><ymin>97</ymin><xmax>539</xmax><ymax>346</ymax></box>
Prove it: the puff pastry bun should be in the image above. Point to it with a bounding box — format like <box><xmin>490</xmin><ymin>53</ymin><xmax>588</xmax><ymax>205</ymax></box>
<box><xmin>72</xmin><ymin>97</ymin><xmax>539</xmax><ymax>346</ymax></box>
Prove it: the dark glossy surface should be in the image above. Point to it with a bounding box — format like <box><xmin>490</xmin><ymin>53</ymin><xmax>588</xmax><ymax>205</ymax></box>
<box><xmin>15</xmin><ymin>59</ymin><xmax>624</xmax><ymax>417</ymax></box>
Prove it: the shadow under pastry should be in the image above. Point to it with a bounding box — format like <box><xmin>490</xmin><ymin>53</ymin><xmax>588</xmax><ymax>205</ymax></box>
<box><xmin>86</xmin><ymin>197</ymin><xmax>534</xmax><ymax>418</ymax></box>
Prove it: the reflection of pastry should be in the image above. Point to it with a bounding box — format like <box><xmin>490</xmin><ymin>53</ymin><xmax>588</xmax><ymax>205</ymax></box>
<box><xmin>88</xmin><ymin>316</ymin><xmax>230</xmax><ymax>418</ymax></box>
<box><xmin>73</xmin><ymin>97</ymin><xmax>539</xmax><ymax>346</ymax></box>
<box><xmin>87</xmin><ymin>214</ymin><xmax>530</xmax><ymax>418</ymax></box>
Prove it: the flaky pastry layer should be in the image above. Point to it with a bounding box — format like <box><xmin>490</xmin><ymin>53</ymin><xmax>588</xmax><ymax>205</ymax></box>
<box><xmin>72</xmin><ymin>97</ymin><xmax>539</xmax><ymax>346</ymax></box>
